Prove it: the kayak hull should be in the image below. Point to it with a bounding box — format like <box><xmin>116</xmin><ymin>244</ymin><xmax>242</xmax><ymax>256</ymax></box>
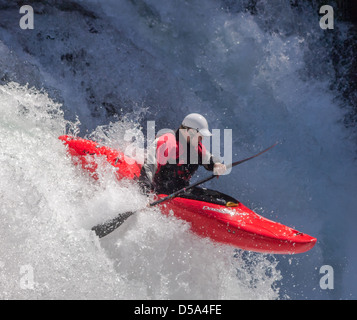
<box><xmin>59</xmin><ymin>135</ymin><xmax>316</xmax><ymax>254</ymax></box>
<box><xmin>59</xmin><ymin>134</ymin><xmax>142</xmax><ymax>180</ymax></box>
<box><xmin>157</xmin><ymin>196</ymin><xmax>316</xmax><ymax>254</ymax></box>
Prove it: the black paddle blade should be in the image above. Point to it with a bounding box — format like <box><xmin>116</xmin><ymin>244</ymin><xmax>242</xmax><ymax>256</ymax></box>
<box><xmin>91</xmin><ymin>211</ymin><xmax>134</xmax><ymax>238</ymax></box>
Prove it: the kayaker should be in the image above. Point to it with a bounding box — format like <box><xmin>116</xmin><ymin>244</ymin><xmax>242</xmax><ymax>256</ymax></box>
<box><xmin>138</xmin><ymin>113</ymin><xmax>227</xmax><ymax>194</ymax></box>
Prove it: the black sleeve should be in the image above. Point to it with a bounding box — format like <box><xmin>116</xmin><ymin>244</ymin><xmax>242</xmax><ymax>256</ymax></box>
<box><xmin>203</xmin><ymin>155</ymin><xmax>221</xmax><ymax>171</ymax></box>
<box><xmin>138</xmin><ymin>165</ymin><xmax>154</xmax><ymax>194</ymax></box>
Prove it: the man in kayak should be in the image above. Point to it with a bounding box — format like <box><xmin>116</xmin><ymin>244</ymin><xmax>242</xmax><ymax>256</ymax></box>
<box><xmin>138</xmin><ymin>113</ymin><xmax>227</xmax><ymax>194</ymax></box>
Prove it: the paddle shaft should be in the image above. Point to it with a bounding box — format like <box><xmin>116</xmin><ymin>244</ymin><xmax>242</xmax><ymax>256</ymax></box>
<box><xmin>91</xmin><ymin>142</ymin><xmax>278</xmax><ymax>238</ymax></box>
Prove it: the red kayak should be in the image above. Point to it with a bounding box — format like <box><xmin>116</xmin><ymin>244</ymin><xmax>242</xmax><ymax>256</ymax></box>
<box><xmin>59</xmin><ymin>135</ymin><xmax>316</xmax><ymax>254</ymax></box>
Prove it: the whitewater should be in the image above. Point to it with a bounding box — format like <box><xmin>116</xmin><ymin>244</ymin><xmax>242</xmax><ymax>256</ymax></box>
<box><xmin>0</xmin><ymin>0</ymin><xmax>356</xmax><ymax>299</ymax></box>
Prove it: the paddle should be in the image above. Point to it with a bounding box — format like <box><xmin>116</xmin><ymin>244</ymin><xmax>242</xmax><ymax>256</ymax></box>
<box><xmin>91</xmin><ymin>141</ymin><xmax>278</xmax><ymax>238</ymax></box>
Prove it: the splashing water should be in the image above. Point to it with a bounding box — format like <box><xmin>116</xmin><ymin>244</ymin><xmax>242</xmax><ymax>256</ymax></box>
<box><xmin>0</xmin><ymin>83</ymin><xmax>281</xmax><ymax>299</ymax></box>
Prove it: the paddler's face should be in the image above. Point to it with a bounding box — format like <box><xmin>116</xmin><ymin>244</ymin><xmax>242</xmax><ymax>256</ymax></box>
<box><xmin>186</xmin><ymin>128</ymin><xmax>203</xmax><ymax>145</ymax></box>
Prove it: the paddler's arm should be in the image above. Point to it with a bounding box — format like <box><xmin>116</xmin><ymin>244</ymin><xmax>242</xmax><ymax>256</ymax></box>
<box><xmin>201</xmin><ymin>145</ymin><xmax>227</xmax><ymax>175</ymax></box>
<box><xmin>139</xmin><ymin>133</ymin><xmax>177</xmax><ymax>193</ymax></box>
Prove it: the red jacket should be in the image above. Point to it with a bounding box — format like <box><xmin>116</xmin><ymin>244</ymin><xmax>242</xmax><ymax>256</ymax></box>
<box><xmin>139</xmin><ymin>130</ymin><xmax>217</xmax><ymax>194</ymax></box>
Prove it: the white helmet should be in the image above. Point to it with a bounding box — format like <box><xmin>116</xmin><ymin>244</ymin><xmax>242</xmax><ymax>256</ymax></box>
<box><xmin>182</xmin><ymin>113</ymin><xmax>212</xmax><ymax>137</ymax></box>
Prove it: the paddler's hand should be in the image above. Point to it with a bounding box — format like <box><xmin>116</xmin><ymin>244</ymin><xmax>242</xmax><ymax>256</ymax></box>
<box><xmin>213</xmin><ymin>163</ymin><xmax>227</xmax><ymax>177</ymax></box>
